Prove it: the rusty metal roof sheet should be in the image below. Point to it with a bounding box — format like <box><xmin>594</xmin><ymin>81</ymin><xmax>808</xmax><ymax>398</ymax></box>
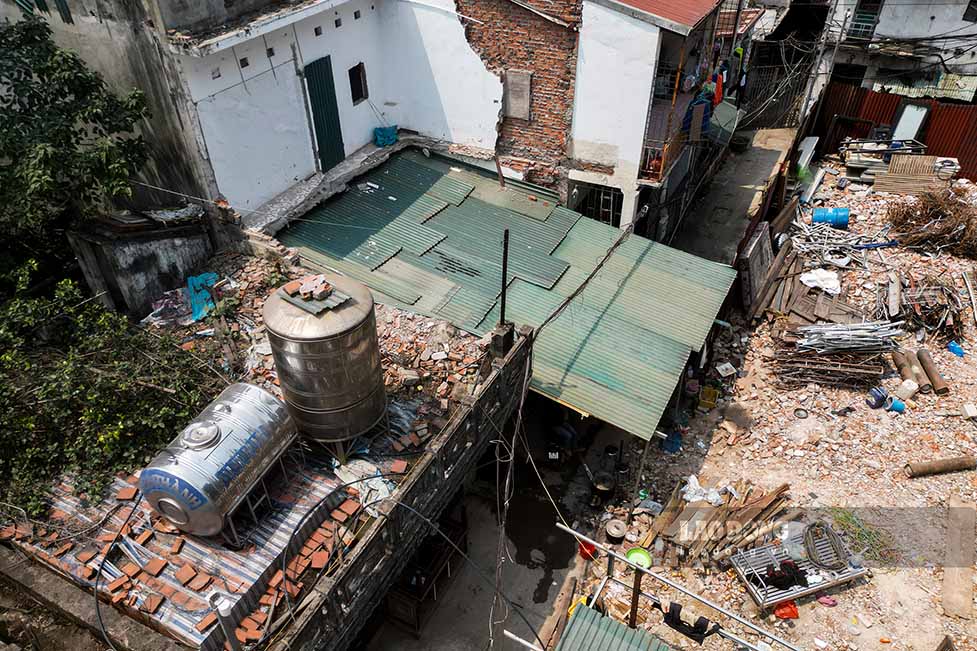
<box><xmin>715</xmin><ymin>8</ymin><xmax>764</xmax><ymax>37</ymax></box>
<box><xmin>614</xmin><ymin>0</ymin><xmax>721</xmax><ymax>31</ymax></box>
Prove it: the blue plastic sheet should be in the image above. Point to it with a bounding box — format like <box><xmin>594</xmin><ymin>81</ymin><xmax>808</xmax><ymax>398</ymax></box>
<box><xmin>187</xmin><ymin>272</ymin><xmax>219</xmax><ymax>321</ymax></box>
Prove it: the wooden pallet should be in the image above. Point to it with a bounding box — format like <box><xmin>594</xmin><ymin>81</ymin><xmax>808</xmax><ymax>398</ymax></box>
<box><xmin>873</xmin><ymin>155</ymin><xmax>952</xmax><ymax>195</ymax></box>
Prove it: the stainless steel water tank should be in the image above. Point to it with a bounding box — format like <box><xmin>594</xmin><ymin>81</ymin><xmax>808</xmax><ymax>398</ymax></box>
<box><xmin>262</xmin><ymin>273</ymin><xmax>386</xmax><ymax>442</ymax></box>
<box><xmin>139</xmin><ymin>383</ymin><xmax>297</xmax><ymax>536</ymax></box>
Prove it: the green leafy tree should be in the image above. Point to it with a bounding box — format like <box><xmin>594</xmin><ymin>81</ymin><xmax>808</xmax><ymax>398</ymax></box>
<box><xmin>0</xmin><ymin>14</ymin><xmax>148</xmax><ymax>248</ymax></box>
<box><xmin>0</xmin><ymin>266</ymin><xmax>220</xmax><ymax>515</ymax></box>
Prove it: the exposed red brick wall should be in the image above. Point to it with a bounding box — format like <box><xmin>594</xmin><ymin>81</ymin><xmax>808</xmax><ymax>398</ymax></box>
<box><xmin>455</xmin><ymin>0</ymin><xmax>582</xmax><ymax>188</ymax></box>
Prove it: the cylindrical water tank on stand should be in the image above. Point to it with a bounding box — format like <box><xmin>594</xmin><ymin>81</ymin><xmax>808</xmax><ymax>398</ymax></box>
<box><xmin>139</xmin><ymin>383</ymin><xmax>297</xmax><ymax>536</ymax></box>
<box><xmin>262</xmin><ymin>273</ymin><xmax>386</xmax><ymax>442</ymax></box>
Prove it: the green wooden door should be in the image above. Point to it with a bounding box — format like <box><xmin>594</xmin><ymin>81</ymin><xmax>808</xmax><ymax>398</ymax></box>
<box><xmin>305</xmin><ymin>56</ymin><xmax>345</xmax><ymax>171</ymax></box>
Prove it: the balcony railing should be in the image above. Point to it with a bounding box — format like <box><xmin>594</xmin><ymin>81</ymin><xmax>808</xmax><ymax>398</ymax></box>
<box><xmin>640</xmin><ymin>130</ymin><xmax>688</xmax><ymax>183</ymax></box>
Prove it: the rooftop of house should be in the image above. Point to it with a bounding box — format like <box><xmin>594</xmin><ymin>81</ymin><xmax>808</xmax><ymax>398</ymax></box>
<box><xmin>278</xmin><ymin>148</ymin><xmax>737</xmax><ymax>441</ymax></box>
<box><xmin>715</xmin><ymin>7</ymin><xmax>765</xmax><ymax>39</ymax></box>
<box><xmin>0</xmin><ymin>251</ymin><xmax>496</xmax><ymax>649</ymax></box>
<box><xmin>609</xmin><ymin>0</ymin><xmax>723</xmax><ymax>34</ymax></box>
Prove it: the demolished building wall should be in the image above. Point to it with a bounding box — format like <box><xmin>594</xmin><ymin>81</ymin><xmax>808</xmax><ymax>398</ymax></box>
<box><xmin>455</xmin><ymin>0</ymin><xmax>583</xmax><ymax>188</ymax></box>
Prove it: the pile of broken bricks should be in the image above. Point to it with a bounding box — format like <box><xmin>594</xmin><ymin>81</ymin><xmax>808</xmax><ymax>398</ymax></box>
<box><xmin>281</xmin><ymin>274</ymin><xmax>334</xmax><ymax>302</ymax></box>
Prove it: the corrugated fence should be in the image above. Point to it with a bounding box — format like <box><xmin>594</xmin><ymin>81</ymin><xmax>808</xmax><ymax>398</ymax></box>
<box><xmin>813</xmin><ymin>81</ymin><xmax>977</xmax><ymax>181</ymax></box>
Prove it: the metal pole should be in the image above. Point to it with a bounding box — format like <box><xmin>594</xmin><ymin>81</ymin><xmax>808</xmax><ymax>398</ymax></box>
<box><xmin>503</xmin><ymin>629</ymin><xmax>544</xmax><ymax>651</ymax></box>
<box><xmin>494</xmin><ymin>155</ymin><xmax>506</xmax><ymax>189</ymax></box>
<box><xmin>810</xmin><ymin>8</ymin><xmax>851</xmax><ymax>132</ymax></box>
<box><xmin>798</xmin><ymin>0</ymin><xmax>840</xmax><ymax>126</ymax></box>
<box><xmin>500</xmin><ymin>229</ymin><xmax>510</xmax><ymax>325</ymax></box>
<box><xmin>626</xmin><ymin>438</ymin><xmax>652</xmax><ymax>525</ymax></box>
<box><xmin>606</xmin><ymin>577</ymin><xmax>775</xmax><ymax>651</ymax></box>
<box><xmin>729</xmin><ymin>0</ymin><xmax>745</xmax><ymax>57</ymax></box>
<box><xmin>554</xmin><ymin>522</ymin><xmax>803</xmax><ymax>651</ymax></box>
<box><xmin>627</xmin><ymin>569</ymin><xmax>643</xmax><ymax>628</ymax></box>
<box><xmin>209</xmin><ymin>592</ymin><xmax>242</xmax><ymax>651</ymax></box>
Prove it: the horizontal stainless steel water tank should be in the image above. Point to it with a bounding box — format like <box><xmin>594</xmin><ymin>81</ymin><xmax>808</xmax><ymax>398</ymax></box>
<box><xmin>262</xmin><ymin>273</ymin><xmax>386</xmax><ymax>442</ymax></box>
<box><xmin>139</xmin><ymin>383</ymin><xmax>297</xmax><ymax>536</ymax></box>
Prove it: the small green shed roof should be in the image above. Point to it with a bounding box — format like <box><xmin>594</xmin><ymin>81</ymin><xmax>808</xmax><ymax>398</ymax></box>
<box><xmin>556</xmin><ymin>606</ymin><xmax>672</xmax><ymax>651</ymax></box>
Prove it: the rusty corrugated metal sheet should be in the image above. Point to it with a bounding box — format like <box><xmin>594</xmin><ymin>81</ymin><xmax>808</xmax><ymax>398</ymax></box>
<box><xmin>815</xmin><ymin>81</ymin><xmax>977</xmax><ymax>181</ymax></box>
<box><xmin>924</xmin><ymin>103</ymin><xmax>977</xmax><ymax>181</ymax></box>
<box><xmin>618</xmin><ymin>0</ymin><xmax>721</xmax><ymax>30</ymax></box>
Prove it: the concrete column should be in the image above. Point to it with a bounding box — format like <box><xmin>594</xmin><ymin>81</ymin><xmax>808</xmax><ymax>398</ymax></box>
<box><xmin>618</xmin><ymin>188</ymin><xmax>640</xmax><ymax>230</ymax></box>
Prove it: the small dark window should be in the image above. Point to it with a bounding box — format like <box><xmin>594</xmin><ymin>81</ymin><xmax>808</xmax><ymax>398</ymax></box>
<box><xmin>211</xmin><ymin>67</ymin><xmax>221</xmax><ymax>79</ymax></box>
<box><xmin>239</xmin><ymin>57</ymin><xmax>249</xmax><ymax>68</ymax></box>
<box><xmin>335</xmin><ymin>17</ymin><xmax>342</xmax><ymax>27</ymax></box>
<box><xmin>314</xmin><ymin>25</ymin><xmax>323</xmax><ymax>36</ymax></box>
<box><xmin>965</xmin><ymin>0</ymin><xmax>977</xmax><ymax>22</ymax></box>
<box><xmin>349</xmin><ymin>63</ymin><xmax>368</xmax><ymax>104</ymax></box>
<box><xmin>266</xmin><ymin>47</ymin><xmax>275</xmax><ymax>57</ymax></box>
<box><xmin>354</xmin><ymin>9</ymin><xmax>361</xmax><ymax>19</ymax></box>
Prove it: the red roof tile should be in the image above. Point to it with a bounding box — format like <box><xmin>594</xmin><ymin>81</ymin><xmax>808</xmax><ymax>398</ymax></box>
<box><xmin>616</xmin><ymin>0</ymin><xmax>720</xmax><ymax>30</ymax></box>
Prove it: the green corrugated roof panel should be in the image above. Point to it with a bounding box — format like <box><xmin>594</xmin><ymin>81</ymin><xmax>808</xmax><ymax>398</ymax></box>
<box><xmin>435</xmin><ymin>285</ymin><xmax>499</xmax><ymax>332</ymax></box>
<box><xmin>556</xmin><ymin>606</ymin><xmax>672</xmax><ymax>651</ymax></box>
<box><xmin>288</xmin><ymin>246</ymin><xmax>422</xmax><ymax>306</ymax></box>
<box><xmin>348</xmin><ymin>238</ymin><xmax>401</xmax><ymax>270</ymax></box>
<box><xmin>500</xmin><ymin>279</ymin><xmax>690</xmax><ymax>440</ymax></box>
<box><xmin>427</xmin><ymin>175</ymin><xmax>475</xmax><ymax>205</ymax></box>
<box><xmin>430</xmin><ymin>198</ymin><xmax>574</xmax><ymax>262</ymax></box>
<box><xmin>402</xmin><ymin>194</ymin><xmax>449</xmax><ymax>224</ymax></box>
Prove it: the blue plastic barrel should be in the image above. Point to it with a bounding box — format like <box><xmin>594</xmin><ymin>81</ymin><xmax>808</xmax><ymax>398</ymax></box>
<box><xmin>812</xmin><ymin>207</ymin><xmax>850</xmax><ymax>229</ymax></box>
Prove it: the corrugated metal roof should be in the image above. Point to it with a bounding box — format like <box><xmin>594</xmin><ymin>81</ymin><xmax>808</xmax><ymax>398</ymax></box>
<box><xmin>715</xmin><ymin>8</ymin><xmax>764</xmax><ymax>37</ymax></box>
<box><xmin>615</xmin><ymin>0</ymin><xmax>721</xmax><ymax>30</ymax></box>
<box><xmin>556</xmin><ymin>606</ymin><xmax>672</xmax><ymax>651</ymax></box>
<box><xmin>280</xmin><ymin>150</ymin><xmax>736</xmax><ymax>441</ymax></box>
<box><xmin>873</xmin><ymin>73</ymin><xmax>977</xmax><ymax>103</ymax></box>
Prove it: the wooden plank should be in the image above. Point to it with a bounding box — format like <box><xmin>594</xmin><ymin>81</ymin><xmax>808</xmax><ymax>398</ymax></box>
<box><xmin>748</xmin><ymin>241</ymin><xmax>794</xmax><ymax>321</ymax></box>
<box><xmin>944</xmin><ymin>494</ymin><xmax>975</xmax><ymax>619</ymax></box>
<box><xmin>640</xmin><ymin>482</ymin><xmax>684</xmax><ymax>549</ymax></box>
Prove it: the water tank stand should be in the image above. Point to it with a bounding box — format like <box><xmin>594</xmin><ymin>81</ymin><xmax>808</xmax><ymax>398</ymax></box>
<box><xmin>223</xmin><ymin>449</ymin><xmax>300</xmax><ymax>548</ymax></box>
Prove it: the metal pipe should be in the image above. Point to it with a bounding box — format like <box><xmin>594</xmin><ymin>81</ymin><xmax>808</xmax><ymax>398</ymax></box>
<box><xmin>916</xmin><ymin>349</ymin><xmax>949</xmax><ymax>395</ymax></box>
<box><xmin>500</xmin><ymin>229</ymin><xmax>510</xmax><ymax>326</ymax></box>
<box><xmin>605</xmin><ymin>577</ymin><xmax>773</xmax><ymax>651</ymax></box>
<box><xmin>209</xmin><ymin>592</ymin><xmax>242</xmax><ymax>651</ymax></box>
<box><xmin>905</xmin><ymin>456</ymin><xmax>976</xmax><ymax>478</ymax></box>
<box><xmin>904</xmin><ymin>350</ymin><xmax>933</xmax><ymax>394</ymax></box>
<box><xmin>503</xmin><ymin>629</ymin><xmax>544</xmax><ymax>651</ymax></box>
<box><xmin>628</xmin><ymin>569</ymin><xmax>642</xmax><ymax>628</ymax></box>
<box><xmin>555</xmin><ymin>522</ymin><xmax>802</xmax><ymax>651</ymax></box>
<box><xmin>590</xmin><ymin>576</ymin><xmax>610</xmax><ymax>607</ymax></box>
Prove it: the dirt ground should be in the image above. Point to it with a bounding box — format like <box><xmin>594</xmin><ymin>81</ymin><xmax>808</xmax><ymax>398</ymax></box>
<box><xmin>586</xmin><ymin>174</ymin><xmax>977</xmax><ymax>651</ymax></box>
<box><xmin>0</xmin><ymin>582</ymin><xmax>105</xmax><ymax>651</ymax></box>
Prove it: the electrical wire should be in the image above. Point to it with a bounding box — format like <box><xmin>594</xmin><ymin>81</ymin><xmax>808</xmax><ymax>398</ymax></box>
<box><xmin>489</xmin><ymin>352</ymin><xmax>532</xmax><ymax>648</ymax></box>
<box><xmin>276</xmin><ymin>470</ymin><xmax>409</xmax><ymax>622</ymax></box>
<box><xmin>94</xmin><ymin>490</ymin><xmax>143</xmax><ymax>651</ymax></box>
<box><xmin>363</xmin><ymin>496</ymin><xmax>548</xmax><ymax>651</ymax></box>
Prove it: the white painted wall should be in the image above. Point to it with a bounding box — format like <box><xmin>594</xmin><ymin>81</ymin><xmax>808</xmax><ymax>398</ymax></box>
<box><xmin>177</xmin><ymin>0</ymin><xmax>501</xmax><ymax>211</ymax></box>
<box><xmin>570</xmin><ymin>0</ymin><xmax>661</xmax><ymax>227</ymax></box>
<box><xmin>875</xmin><ymin>1</ymin><xmax>976</xmax><ymax>40</ymax></box>
<box><xmin>827</xmin><ymin>0</ymin><xmax>977</xmax><ymax>79</ymax></box>
<box><xmin>377</xmin><ymin>0</ymin><xmax>501</xmax><ymax>147</ymax></box>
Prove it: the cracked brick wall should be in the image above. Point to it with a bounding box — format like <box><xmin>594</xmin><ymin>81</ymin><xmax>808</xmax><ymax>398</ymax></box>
<box><xmin>455</xmin><ymin>0</ymin><xmax>582</xmax><ymax>189</ymax></box>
